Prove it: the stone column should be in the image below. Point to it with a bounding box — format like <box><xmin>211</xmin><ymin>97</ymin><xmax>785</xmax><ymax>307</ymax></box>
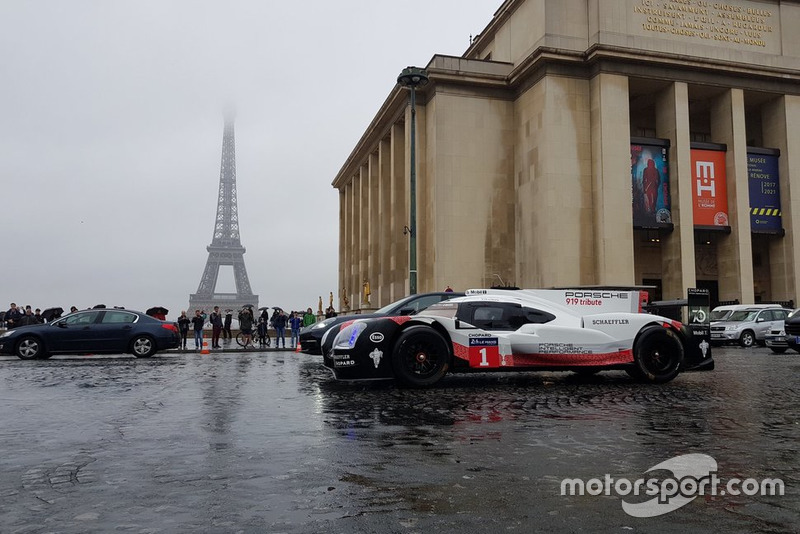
<box><xmin>358</xmin><ymin>164</ymin><xmax>369</xmax><ymax>307</ymax></box>
<box><xmin>763</xmin><ymin>95</ymin><xmax>800</xmax><ymax>304</ymax></box>
<box><xmin>656</xmin><ymin>82</ymin><xmax>696</xmax><ymax>299</ymax></box>
<box><xmin>338</xmin><ymin>188</ymin><xmax>347</xmax><ymax>311</ymax></box>
<box><xmin>590</xmin><ymin>73</ymin><xmax>635</xmax><ymax>284</ymax></box>
<box><xmin>367</xmin><ymin>152</ymin><xmax>379</xmax><ymax>309</ymax></box>
<box><xmin>391</xmin><ymin>122</ymin><xmax>406</xmax><ymax>301</ymax></box>
<box><xmin>711</xmin><ymin>89</ymin><xmax>754</xmax><ymax>303</ymax></box>
<box><xmin>379</xmin><ymin>137</ymin><xmax>392</xmax><ymax>305</ymax></box>
<box><xmin>351</xmin><ymin>171</ymin><xmax>361</xmax><ymax>310</ymax></box>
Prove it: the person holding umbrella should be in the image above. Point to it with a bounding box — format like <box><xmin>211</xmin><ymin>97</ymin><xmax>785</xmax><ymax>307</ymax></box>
<box><xmin>238</xmin><ymin>307</ymin><xmax>254</xmax><ymax>349</ymax></box>
<box><xmin>146</xmin><ymin>306</ymin><xmax>168</xmax><ymax>321</ymax></box>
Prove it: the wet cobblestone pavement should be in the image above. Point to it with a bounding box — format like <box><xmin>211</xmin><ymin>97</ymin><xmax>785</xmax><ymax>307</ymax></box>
<box><xmin>0</xmin><ymin>346</ymin><xmax>797</xmax><ymax>533</ymax></box>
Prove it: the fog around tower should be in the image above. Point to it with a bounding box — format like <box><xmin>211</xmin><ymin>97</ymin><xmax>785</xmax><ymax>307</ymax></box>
<box><xmin>0</xmin><ymin>0</ymin><xmax>498</xmax><ymax>317</ymax></box>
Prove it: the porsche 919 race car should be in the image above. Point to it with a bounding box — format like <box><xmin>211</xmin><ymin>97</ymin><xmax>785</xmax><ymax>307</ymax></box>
<box><xmin>322</xmin><ymin>288</ymin><xmax>714</xmax><ymax>387</ymax></box>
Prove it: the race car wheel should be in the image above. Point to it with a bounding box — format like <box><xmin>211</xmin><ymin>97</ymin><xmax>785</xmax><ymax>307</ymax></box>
<box><xmin>16</xmin><ymin>336</ymin><xmax>45</xmax><ymax>360</ymax></box>
<box><xmin>739</xmin><ymin>330</ymin><xmax>755</xmax><ymax>348</ymax></box>
<box><xmin>131</xmin><ymin>335</ymin><xmax>156</xmax><ymax>358</ymax></box>
<box><xmin>391</xmin><ymin>326</ymin><xmax>450</xmax><ymax>388</ymax></box>
<box><xmin>631</xmin><ymin>326</ymin><xmax>684</xmax><ymax>383</ymax></box>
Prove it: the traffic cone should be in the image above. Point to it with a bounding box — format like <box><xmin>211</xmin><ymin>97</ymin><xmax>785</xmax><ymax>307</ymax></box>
<box><xmin>295</xmin><ymin>342</ymin><xmax>301</xmax><ymax>353</ymax></box>
<box><xmin>201</xmin><ymin>338</ymin><xmax>210</xmax><ymax>355</ymax></box>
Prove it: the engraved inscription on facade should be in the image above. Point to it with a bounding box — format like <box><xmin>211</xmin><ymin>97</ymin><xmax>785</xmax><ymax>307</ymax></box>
<box><xmin>633</xmin><ymin>0</ymin><xmax>776</xmax><ymax>48</ymax></box>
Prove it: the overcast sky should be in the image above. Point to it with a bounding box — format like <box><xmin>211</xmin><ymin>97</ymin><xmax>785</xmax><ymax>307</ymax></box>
<box><xmin>1</xmin><ymin>0</ymin><xmax>500</xmax><ymax>319</ymax></box>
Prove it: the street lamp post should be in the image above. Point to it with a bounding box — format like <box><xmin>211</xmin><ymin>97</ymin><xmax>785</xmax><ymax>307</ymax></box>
<box><xmin>397</xmin><ymin>67</ymin><xmax>429</xmax><ymax>295</ymax></box>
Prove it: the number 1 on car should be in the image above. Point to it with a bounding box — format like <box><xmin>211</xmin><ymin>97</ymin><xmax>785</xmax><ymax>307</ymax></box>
<box><xmin>469</xmin><ymin>337</ymin><xmax>500</xmax><ymax>367</ymax></box>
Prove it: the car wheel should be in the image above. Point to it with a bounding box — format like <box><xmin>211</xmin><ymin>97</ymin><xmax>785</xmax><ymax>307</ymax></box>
<box><xmin>391</xmin><ymin>326</ymin><xmax>450</xmax><ymax>387</ymax></box>
<box><xmin>739</xmin><ymin>330</ymin><xmax>755</xmax><ymax>348</ymax></box>
<box><xmin>16</xmin><ymin>336</ymin><xmax>46</xmax><ymax>360</ymax></box>
<box><xmin>770</xmin><ymin>347</ymin><xmax>787</xmax><ymax>354</ymax></box>
<box><xmin>630</xmin><ymin>326</ymin><xmax>684</xmax><ymax>383</ymax></box>
<box><xmin>131</xmin><ymin>335</ymin><xmax>156</xmax><ymax>358</ymax></box>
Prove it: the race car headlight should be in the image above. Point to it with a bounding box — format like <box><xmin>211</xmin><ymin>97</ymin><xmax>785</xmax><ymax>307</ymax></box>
<box><xmin>333</xmin><ymin>322</ymin><xmax>367</xmax><ymax>350</ymax></box>
<box><xmin>313</xmin><ymin>319</ymin><xmax>332</xmax><ymax>330</ymax></box>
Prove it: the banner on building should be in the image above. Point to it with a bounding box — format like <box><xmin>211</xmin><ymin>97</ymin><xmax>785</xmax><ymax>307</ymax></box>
<box><xmin>748</xmin><ymin>152</ymin><xmax>782</xmax><ymax>232</ymax></box>
<box><xmin>691</xmin><ymin>149</ymin><xmax>729</xmax><ymax>227</ymax></box>
<box><xmin>631</xmin><ymin>143</ymin><xmax>671</xmax><ymax>228</ymax></box>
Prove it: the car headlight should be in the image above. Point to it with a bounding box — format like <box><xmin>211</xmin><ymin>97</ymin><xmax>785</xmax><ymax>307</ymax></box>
<box><xmin>725</xmin><ymin>325</ymin><xmax>739</xmax><ymax>331</ymax></box>
<box><xmin>333</xmin><ymin>322</ymin><xmax>367</xmax><ymax>350</ymax></box>
<box><xmin>0</xmin><ymin>330</ymin><xmax>12</xmax><ymax>338</ymax></box>
<box><xmin>313</xmin><ymin>320</ymin><xmax>332</xmax><ymax>330</ymax></box>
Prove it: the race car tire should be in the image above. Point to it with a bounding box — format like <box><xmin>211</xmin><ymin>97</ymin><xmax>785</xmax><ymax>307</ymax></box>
<box><xmin>391</xmin><ymin>326</ymin><xmax>450</xmax><ymax>388</ymax></box>
<box><xmin>630</xmin><ymin>326</ymin><xmax>684</xmax><ymax>383</ymax></box>
<box><xmin>738</xmin><ymin>330</ymin><xmax>755</xmax><ymax>348</ymax></box>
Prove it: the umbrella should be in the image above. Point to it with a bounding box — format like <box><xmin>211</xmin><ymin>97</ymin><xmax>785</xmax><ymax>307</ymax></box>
<box><xmin>41</xmin><ymin>307</ymin><xmax>64</xmax><ymax>322</ymax></box>
<box><xmin>258</xmin><ymin>307</ymin><xmax>270</xmax><ymax>311</ymax></box>
<box><xmin>146</xmin><ymin>306</ymin><xmax>169</xmax><ymax>317</ymax></box>
<box><xmin>93</xmin><ymin>304</ymin><xmax>106</xmax><ymax>309</ymax></box>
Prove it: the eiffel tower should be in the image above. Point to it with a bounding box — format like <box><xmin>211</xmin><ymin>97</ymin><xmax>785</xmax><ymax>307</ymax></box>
<box><xmin>189</xmin><ymin>115</ymin><xmax>258</xmax><ymax>313</ymax></box>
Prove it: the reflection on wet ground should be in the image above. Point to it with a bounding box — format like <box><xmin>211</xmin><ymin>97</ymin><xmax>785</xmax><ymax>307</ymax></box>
<box><xmin>0</xmin><ymin>347</ymin><xmax>797</xmax><ymax>533</ymax></box>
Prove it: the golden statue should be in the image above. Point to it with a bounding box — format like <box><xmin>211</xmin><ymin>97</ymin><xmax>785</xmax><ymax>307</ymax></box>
<box><xmin>362</xmin><ymin>279</ymin><xmax>371</xmax><ymax>305</ymax></box>
<box><xmin>318</xmin><ymin>296</ymin><xmax>323</xmax><ymax>315</ymax></box>
<box><xmin>342</xmin><ymin>288</ymin><xmax>350</xmax><ymax>309</ymax></box>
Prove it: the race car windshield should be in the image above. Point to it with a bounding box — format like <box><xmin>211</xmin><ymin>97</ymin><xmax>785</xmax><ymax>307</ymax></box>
<box><xmin>419</xmin><ymin>302</ymin><xmax>458</xmax><ymax>319</ymax></box>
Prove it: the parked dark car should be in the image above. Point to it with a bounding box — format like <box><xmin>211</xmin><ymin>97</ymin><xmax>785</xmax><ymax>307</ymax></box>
<box><xmin>0</xmin><ymin>308</ymin><xmax>180</xmax><ymax>359</ymax></box>
<box><xmin>782</xmin><ymin>308</ymin><xmax>800</xmax><ymax>354</ymax></box>
<box><xmin>299</xmin><ymin>292</ymin><xmax>464</xmax><ymax>355</ymax></box>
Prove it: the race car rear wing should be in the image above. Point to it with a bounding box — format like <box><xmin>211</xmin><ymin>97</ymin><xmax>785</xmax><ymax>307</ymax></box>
<box><xmin>465</xmin><ymin>288</ymin><xmax>648</xmax><ymax>315</ymax></box>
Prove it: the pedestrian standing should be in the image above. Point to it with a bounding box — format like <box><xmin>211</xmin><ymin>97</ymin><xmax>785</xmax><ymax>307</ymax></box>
<box><xmin>177</xmin><ymin>311</ymin><xmax>191</xmax><ymax>350</ymax></box>
<box><xmin>238</xmin><ymin>307</ymin><xmax>254</xmax><ymax>348</ymax></box>
<box><xmin>5</xmin><ymin>303</ymin><xmax>22</xmax><ymax>329</ymax></box>
<box><xmin>223</xmin><ymin>310</ymin><xmax>233</xmax><ymax>341</ymax></box>
<box><xmin>209</xmin><ymin>306</ymin><xmax>223</xmax><ymax>349</ymax></box>
<box><xmin>289</xmin><ymin>312</ymin><xmax>303</xmax><ymax>348</ymax></box>
<box><xmin>191</xmin><ymin>310</ymin><xmax>205</xmax><ymax>350</ymax></box>
<box><xmin>273</xmin><ymin>309</ymin><xmax>288</xmax><ymax>348</ymax></box>
<box><xmin>302</xmin><ymin>307</ymin><xmax>316</xmax><ymax>328</ymax></box>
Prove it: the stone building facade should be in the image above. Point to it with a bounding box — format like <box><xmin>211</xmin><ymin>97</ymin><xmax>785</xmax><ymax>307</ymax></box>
<box><xmin>332</xmin><ymin>0</ymin><xmax>800</xmax><ymax>308</ymax></box>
